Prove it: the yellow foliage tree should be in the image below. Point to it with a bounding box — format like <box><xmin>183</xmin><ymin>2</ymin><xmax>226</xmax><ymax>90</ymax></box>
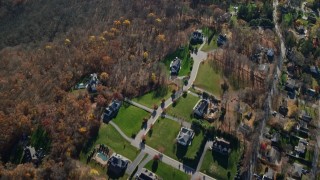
<box><xmin>89</xmin><ymin>36</ymin><xmax>96</xmax><ymax>42</ymax></box>
<box><xmin>143</xmin><ymin>51</ymin><xmax>148</xmax><ymax>59</ymax></box>
<box><xmin>151</xmin><ymin>73</ymin><xmax>157</xmax><ymax>83</ymax></box>
<box><xmin>100</xmin><ymin>72</ymin><xmax>109</xmax><ymax>81</ymax></box>
<box><xmin>114</xmin><ymin>20</ymin><xmax>121</xmax><ymax>26</ymax></box>
<box><xmin>155</xmin><ymin>18</ymin><xmax>162</xmax><ymax>23</ymax></box>
<box><xmin>148</xmin><ymin>13</ymin><xmax>155</xmax><ymax>17</ymax></box>
<box><xmin>156</xmin><ymin>34</ymin><xmax>166</xmax><ymax>42</ymax></box>
<box><xmin>64</xmin><ymin>38</ymin><xmax>71</xmax><ymax>45</ymax></box>
<box><xmin>123</xmin><ymin>19</ymin><xmax>131</xmax><ymax>26</ymax></box>
<box><xmin>79</xmin><ymin>127</ymin><xmax>87</xmax><ymax>133</ymax></box>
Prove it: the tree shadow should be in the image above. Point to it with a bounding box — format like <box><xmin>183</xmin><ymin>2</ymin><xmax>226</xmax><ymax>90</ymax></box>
<box><xmin>107</xmin><ymin>167</ymin><xmax>125</xmax><ymax>179</ymax></box>
<box><xmin>151</xmin><ymin>160</ymin><xmax>159</xmax><ymax>172</ymax></box>
<box><xmin>176</xmin><ymin>143</ymin><xmax>188</xmax><ymax>160</ymax></box>
<box><xmin>212</xmin><ymin>150</ymin><xmax>229</xmax><ymax>169</ymax></box>
<box><xmin>141</xmin><ymin>121</ymin><xmax>147</xmax><ymax>130</ymax></box>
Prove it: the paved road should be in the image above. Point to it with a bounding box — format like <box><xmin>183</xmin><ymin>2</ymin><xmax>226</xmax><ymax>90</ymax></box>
<box><xmin>109</xmin><ymin>121</ymin><xmax>133</xmax><ymax>142</ymax></box>
<box><xmin>124</xmin><ymin>98</ymin><xmax>154</xmax><ymax>113</ymax></box>
<box><xmin>136</xmin><ymin>155</ymin><xmax>153</xmax><ymax>176</ymax></box>
<box><xmin>248</xmin><ymin>1</ymin><xmax>286</xmax><ymax>179</ymax></box>
<box><xmin>195</xmin><ymin>141</ymin><xmax>213</xmax><ymax>172</ymax></box>
<box><xmin>164</xmin><ymin>114</ymin><xmax>192</xmax><ymax>128</ymax></box>
<box><xmin>126</xmin><ymin>151</ymin><xmax>146</xmax><ymax>175</ymax></box>
<box><xmin>311</xmin><ymin>99</ymin><xmax>320</xmax><ymax>179</ymax></box>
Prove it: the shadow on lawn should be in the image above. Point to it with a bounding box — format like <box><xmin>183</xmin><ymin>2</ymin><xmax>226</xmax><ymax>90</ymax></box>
<box><xmin>211</xmin><ymin>150</ymin><xmax>229</xmax><ymax>169</ymax></box>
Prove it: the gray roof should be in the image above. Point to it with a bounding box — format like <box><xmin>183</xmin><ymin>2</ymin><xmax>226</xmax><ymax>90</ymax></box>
<box><xmin>176</xmin><ymin>127</ymin><xmax>194</xmax><ymax>146</ymax></box>
<box><xmin>292</xmin><ymin>163</ymin><xmax>303</xmax><ymax>178</ymax></box>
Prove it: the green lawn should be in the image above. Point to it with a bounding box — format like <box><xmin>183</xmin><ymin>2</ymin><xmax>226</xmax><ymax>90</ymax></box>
<box><xmin>113</xmin><ymin>103</ymin><xmax>150</xmax><ymax>137</ymax></box>
<box><xmin>194</xmin><ymin>61</ymin><xmax>222</xmax><ymax>96</ymax></box>
<box><xmin>147</xmin><ymin>117</ymin><xmax>205</xmax><ymax>168</ymax></box>
<box><xmin>161</xmin><ymin>46</ymin><xmax>193</xmax><ymax>76</ymax></box>
<box><xmin>132</xmin><ymin>85</ymin><xmax>173</xmax><ymax>108</ymax></box>
<box><xmin>200</xmin><ymin>148</ymin><xmax>242</xmax><ymax>180</ymax></box>
<box><xmin>145</xmin><ymin>160</ymin><xmax>190</xmax><ymax>180</ymax></box>
<box><xmin>80</xmin><ymin>124</ymin><xmax>139</xmax><ymax>162</ymax></box>
<box><xmin>147</xmin><ymin>118</ymin><xmax>181</xmax><ymax>157</ymax></box>
<box><xmin>167</xmin><ymin>95</ymin><xmax>200</xmax><ymax>122</ymax></box>
<box><xmin>201</xmin><ymin>35</ymin><xmax>218</xmax><ymax>52</ymax></box>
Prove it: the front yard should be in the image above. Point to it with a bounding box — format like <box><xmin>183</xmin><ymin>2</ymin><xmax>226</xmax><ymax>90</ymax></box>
<box><xmin>167</xmin><ymin>95</ymin><xmax>200</xmax><ymax>122</ymax></box>
<box><xmin>161</xmin><ymin>46</ymin><xmax>193</xmax><ymax>76</ymax></box>
<box><xmin>132</xmin><ymin>85</ymin><xmax>175</xmax><ymax>108</ymax></box>
<box><xmin>200</xmin><ymin>147</ymin><xmax>242</xmax><ymax>180</ymax></box>
<box><xmin>194</xmin><ymin>61</ymin><xmax>222</xmax><ymax>96</ymax></box>
<box><xmin>147</xmin><ymin>117</ymin><xmax>205</xmax><ymax>169</ymax></box>
<box><xmin>144</xmin><ymin>160</ymin><xmax>190</xmax><ymax>180</ymax></box>
<box><xmin>112</xmin><ymin>103</ymin><xmax>150</xmax><ymax>138</ymax></box>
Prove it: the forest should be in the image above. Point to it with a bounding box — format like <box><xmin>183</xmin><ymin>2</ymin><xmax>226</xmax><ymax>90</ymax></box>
<box><xmin>0</xmin><ymin>0</ymin><xmax>202</xmax><ymax>178</ymax></box>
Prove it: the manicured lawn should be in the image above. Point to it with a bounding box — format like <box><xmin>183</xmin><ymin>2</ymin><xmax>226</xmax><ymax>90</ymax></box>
<box><xmin>113</xmin><ymin>103</ymin><xmax>150</xmax><ymax>138</ymax></box>
<box><xmin>147</xmin><ymin>118</ymin><xmax>181</xmax><ymax>158</ymax></box>
<box><xmin>201</xmin><ymin>35</ymin><xmax>218</xmax><ymax>52</ymax></box>
<box><xmin>145</xmin><ymin>160</ymin><xmax>190</xmax><ymax>180</ymax></box>
<box><xmin>80</xmin><ymin>124</ymin><xmax>139</xmax><ymax>162</ymax></box>
<box><xmin>161</xmin><ymin>46</ymin><xmax>193</xmax><ymax>76</ymax></box>
<box><xmin>147</xmin><ymin>117</ymin><xmax>205</xmax><ymax>169</ymax></box>
<box><xmin>194</xmin><ymin>61</ymin><xmax>222</xmax><ymax>96</ymax></box>
<box><xmin>200</xmin><ymin>148</ymin><xmax>242</xmax><ymax>180</ymax></box>
<box><xmin>132</xmin><ymin>85</ymin><xmax>173</xmax><ymax>108</ymax></box>
<box><xmin>167</xmin><ymin>95</ymin><xmax>200</xmax><ymax>122</ymax></box>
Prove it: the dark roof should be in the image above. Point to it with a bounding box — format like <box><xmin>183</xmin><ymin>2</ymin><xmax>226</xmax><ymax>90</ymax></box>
<box><xmin>193</xmin><ymin>100</ymin><xmax>208</xmax><ymax>117</ymax></box>
<box><xmin>300</xmin><ymin>114</ymin><xmax>312</xmax><ymax>123</ymax></box>
<box><xmin>212</xmin><ymin>137</ymin><xmax>231</xmax><ymax>155</ymax></box>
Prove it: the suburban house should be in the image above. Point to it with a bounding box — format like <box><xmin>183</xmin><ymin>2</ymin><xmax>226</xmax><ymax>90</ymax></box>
<box><xmin>265</xmin><ymin>147</ymin><xmax>281</xmax><ymax>165</ymax></box>
<box><xmin>24</xmin><ymin>146</ymin><xmax>38</xmax><ymax>163</ymax></box>
<box><xmin>136</xmin><ymin>168</ymin><xmax>159</xmax><ymax>180</ymax></box>
<box><xmin>217</xmin><ymin>34</ymin><xmax>227</xmax><ymax>46</ymax></box>
<box><xmin>262</xmin><ymin>168</ymin><xmax>274</xmax><ymax>180</ymax></box>
<box><xmin>170</xmin><ymin>57</ymin><xmax>181</xmax><ymax>76</ymax></box>
<box><xmin>190</xmin><ymin>31</ymin><xmax>204</xmax><ymax>45</ymax></box>
<box><xmin>211</xmin><ymin>137</ymin><xmax>231</xmax><ymax>155</ymax></box>
<box><xmin>101</xmin><ymin>100</ymin><xmax>122</xmax><ymax>122</ymax></box>
<box><xmin>176</xmin><ymin>127</ymin><xmax>195</xmax><ymax>146</ymax></box>
<box><xmin>310</xmin><ymin>66</ymin><xmax>319</xmax><ymax>77</ymax></box>
<box><xmin>294</xmin><ymin>141</ymin><xmax>306</xmax><ymax>157</ymax></box>
<box><xmin>295</xmin><ymin>120</ymin><xmax>309</xmax><ymax>135</ymax></box>
<box><xmin>299</xmin><ymin>113</ymin><xmax>312</xmax><ymax>123</ymax></box>
<box><xmin>291</xmin><ymin>162</ymin><xmax>308</xmax><ymax>179</ymax></box>
<box><xmin>193</xmin><ymin>99</ymin><xmax>209</xmax><ymax>118</ymax></box>
<box><xmin>108</xmin><ymin>153</ymin><xmax>130</xmax><ymax>176</ymax></box>
<box><xmin>87</xmin><ymin>73</ymin><xmax>99</xmax><ymax>93</ymax></box>
<box><xmin>266</xmin><ymin>49</ymin><xmax>274</xmax><ymax>62</ymax></box>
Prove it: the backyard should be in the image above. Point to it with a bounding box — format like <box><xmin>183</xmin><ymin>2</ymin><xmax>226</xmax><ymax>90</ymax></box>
<box><xmin>144</xmin><ymin>160</ymin><xmax>190</xmax><ymax>180</ymax></box>
<box><xmin>112</xmin><ymin>103</ymin><xmax>150</xmax><ymax>138</ymax></box>
<box><xmin>80</xmin><ymin>124</ymin><xmax>139</xmax><ymax>163</ymax></box>
<box><xmin>200</xmin><ymin>147</ymin><xmax>242</xmax><ymax>180</ymax></box>
<box><xmin>167</xmin><ymin>94</ymin><xmax>200</xmax><ymax>122</ymax></box>
<box><xmin>194</xmin><ymin>61</ymin><xmax>222</xmax><ymax>96</ymax></box>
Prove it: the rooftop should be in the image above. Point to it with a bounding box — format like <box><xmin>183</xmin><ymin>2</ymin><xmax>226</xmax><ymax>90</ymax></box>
<box><xmin>176</xmin><ymin>127</ymin><xmax>194</xmax><ymax>146</ymax></box>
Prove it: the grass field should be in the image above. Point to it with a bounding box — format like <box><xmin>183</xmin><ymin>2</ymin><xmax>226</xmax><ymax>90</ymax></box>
<box><xmin>145</xmin><ymin>160</ymin><xmax>190</xmax><ymax>180</ymax></box>
<box><xmin>147</xmin><ymin>117</ymin><xmax>205</xmax><ymax>168</ymax></box>
<box><xmin>79</xmin><ymin>124</ymin><xmax>139</xmax><ymax>179</ymax></box>
<box><xmin>161</xmin><ymin>46</ymin><xmax>192</xmax><ymax>76</ymax></box>
<box><xmin>200</xmin><ymin>148</ymin><xmax>242</xmax><ymax>180</ymax></box>
<box><xmin>201</xmin><ymin>35</ymin><xmax>218</xmax><ymax>52</ymax></box>
<box><xmin>80</xmin><ymin>124</ymin><xmax>139</xmax><ymax>162</ymax></box>
<box><xmin>146</xmin><ymin>118</ymin><xmax>181</xmax><ymax>157</ymax></box>
<box><xmin>132</xmin><ymin>85</ymin><xmax>174</xmax><ymax>108</ymax></box>
<box><xmin>194</xmin><ymin>61</ymin><xmax>222</xmax><ymax>96</ymax></box>
<box><xmin>167</xmin><ymin>95</ymin><xmax>200</xmax><ymax>122</ymax></box>
<box><xmin>113</xmin><ymin>103</ymin><xmax>150</xmax><ymax>137</ymax></box>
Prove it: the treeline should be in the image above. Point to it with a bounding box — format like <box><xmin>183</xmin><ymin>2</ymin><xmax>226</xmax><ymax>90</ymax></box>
<box><xmin>0</xmin><ymin>0</ymin><xmax>200</xmax><ymax>178</ymax></box>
